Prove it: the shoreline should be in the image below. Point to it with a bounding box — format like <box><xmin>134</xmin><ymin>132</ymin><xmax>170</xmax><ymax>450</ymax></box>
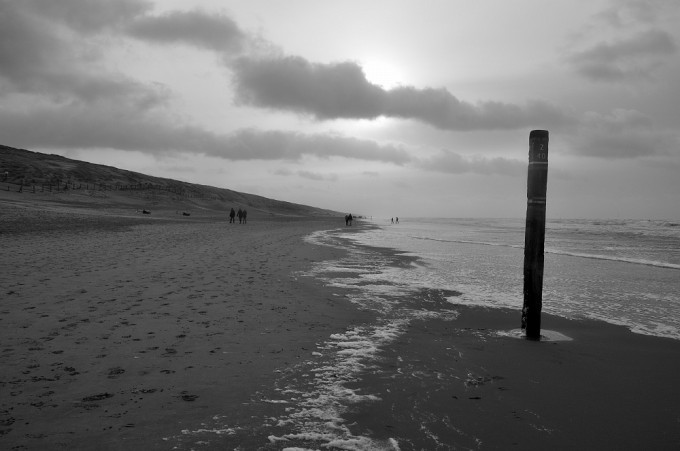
<box><xmin>2</xmin><ymin>204</ymin><xmax>679</xmax><ymax>450</ymax></box>
<box><xmin>265</xmin><ymin>225</ymin><xmax>680</xmax><ymax>450</ymax></box>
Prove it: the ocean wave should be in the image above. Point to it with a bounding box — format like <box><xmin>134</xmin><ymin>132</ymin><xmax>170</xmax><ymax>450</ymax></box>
<box><xmin>410</xmin><ymin>235</ymin><xmax>523</xmax><ymax>249</ymax></box>
<box><xmin>409</xmin><ymin>235</ymin><xmax>679</xmax><ymax>270</ymax></box>
<box><xmin>544</xmin><ymin>248</ymin><xmax>680</xmax><ymax>270</ymax></box>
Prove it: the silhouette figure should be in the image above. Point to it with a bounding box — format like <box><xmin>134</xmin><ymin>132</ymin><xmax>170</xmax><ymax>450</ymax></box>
<box><xmin>229</xmin><ymin>208</ymin><xmax>236</xmax><ymax>223</ymax></box>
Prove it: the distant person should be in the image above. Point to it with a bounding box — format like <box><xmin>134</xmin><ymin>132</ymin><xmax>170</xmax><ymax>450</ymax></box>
<box><xmin>347</xmin><ymin>213</ymin><xmax>353</xmax><ymax>226</ymax></box>
<box><xmin>242</xmin><ymin>209</ymin><xmax>247</xmax><ymax>224</ymax></box>
<box><xmin>229</xmin><ymin>208</ymin><xmax>236</xmax><ymax>223</ymax></box>
<box><xmin>396</xmin><ymin>217</ymin><xmax>399</xmax><ymax>224</ymax></box>
<box><xmin>391</xmin><ymin>217</ymin><xmax>394</xmax><ymax>224</ymax></box>
<box><xmin>237</xmin><ymin>208</ymin><xmax>243</xmax><ymax>224</ymax></box>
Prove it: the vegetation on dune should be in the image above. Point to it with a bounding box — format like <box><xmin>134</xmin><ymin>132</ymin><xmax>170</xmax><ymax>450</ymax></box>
<box><xmin>0</xmin><ymin>144</ymin><xmax>337</xmax><ymax>217</ymax></box>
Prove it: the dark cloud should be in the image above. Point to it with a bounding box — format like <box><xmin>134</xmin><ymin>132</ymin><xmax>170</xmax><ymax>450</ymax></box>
<box><xmin>0</xmin><ymin>103</ymin><xmax>411</xmax><ymax>165</ymax></box>
<box><xmin>231</xmin><ymin>55</ymin><xmax>573</xmax><ymax>131</ymax></box>
<box><xmin>418</xmin><ymin>150</ymin><xmax>525</xmax><ymax>176</ymax></box>
<box><xmin>0</xmin><ymin>2</ymin><xmax>61</xmax><ymax>86</ymax></box>
<box><xmin>19</xmin><ymin>0</ymin><xmax>152</xmax><ymax>33</ymax></box>
<box><xmin>384</xmin><ymin>88</ymin><xmax>571</xmax><ymax>131</ymax></box>
<box><xmin>127</xmin><ymin>10</ymin><xmax>247</xmax><ymax>53</ymax></box>
<box><xmin>0</xmin><ymin>0</ymin><xmax>169</xmax><ymax>108</ymax></box>
<box><xmin>570</xmin><ymin>109</ymin><xmax>679</xmax><ymax>158</ymax></box>
<box><xmin>232</xmin><ymin>56</ymin><xmax>386</xmax><ymax>119</ymax></box>
<box><xmin>569</xmin><ymin>30</ymin><xmax>677</xmax><ymax>82</ymax></box>
<box><xmin>0</xmin><ymin>104</ymin><xmax>220</xmax><ymax>153</ymax></box>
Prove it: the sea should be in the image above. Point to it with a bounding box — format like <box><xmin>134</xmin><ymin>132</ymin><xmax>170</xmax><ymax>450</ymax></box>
<box><xmin>332</xmin><ymin>217</ymin><xmax>680</xmax><ymax>341</ymax></box>
<box><xmin>174</xmin><ymin>217</ymin><xmax>680</xmax><ymax>450</ymax></box>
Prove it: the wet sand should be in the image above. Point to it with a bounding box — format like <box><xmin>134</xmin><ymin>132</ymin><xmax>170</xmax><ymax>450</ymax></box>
<box><xmin>343</xmin><ymin>306</ymin><xmax>680</xmax><ymax>450</ymax></box>
<box><xmin>2</xmin><ymin>199</ymin><xmax>680</xmax><ymax>450</ymax></box>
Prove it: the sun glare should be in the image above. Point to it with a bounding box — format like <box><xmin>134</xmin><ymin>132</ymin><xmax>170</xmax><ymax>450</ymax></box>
<box><xmin>361</xmin><ymin>60</ymin><xmax>405</xmax><ymax>90</ymax></box>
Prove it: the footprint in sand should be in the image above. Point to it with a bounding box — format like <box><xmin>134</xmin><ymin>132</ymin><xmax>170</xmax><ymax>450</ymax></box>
<box><xmin>107</xmin><ymin>367</ymin><xmax>125</xmax><ymax>378</ymax></box>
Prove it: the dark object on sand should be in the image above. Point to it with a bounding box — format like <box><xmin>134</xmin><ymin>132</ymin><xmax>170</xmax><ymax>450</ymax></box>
<box><xmin>182</xmin><ymin>212</ymin><xmax>191</xmax><ymax>216</ymax></box>
<box><xmin>142</xmin><ymin>209</ymin><xmax>151</xmax><ymax>214</ymax></box>
<box><xmin>522</xmin><ymin>130</ymin><xmax>549</xmax><ymax>340</ymax></box>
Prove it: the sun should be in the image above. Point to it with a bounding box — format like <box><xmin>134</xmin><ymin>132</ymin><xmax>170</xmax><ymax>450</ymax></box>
<box><xmin>361</xmin><ymin>59</ymin><xmax>405</xmax><ymax>90</ymax></box>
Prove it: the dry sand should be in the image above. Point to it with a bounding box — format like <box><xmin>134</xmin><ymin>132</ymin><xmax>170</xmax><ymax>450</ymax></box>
<box><xmin>2</xmin><ymin>194</ymin><xmax>680</xmax><ymax>450</ymax></box>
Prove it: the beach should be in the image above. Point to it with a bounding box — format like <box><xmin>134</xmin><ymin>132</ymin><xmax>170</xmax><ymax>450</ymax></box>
<box><xmin>2</xmin><ymin>199</ymin><xmax>680</xmax><ymax>450</ymax></box>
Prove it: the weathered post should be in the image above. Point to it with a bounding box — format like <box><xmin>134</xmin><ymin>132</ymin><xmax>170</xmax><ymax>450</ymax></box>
<box><xmin>521</xmin><ymin>130</ymin><xmax>549</xmax><ymax>340</ymax></box>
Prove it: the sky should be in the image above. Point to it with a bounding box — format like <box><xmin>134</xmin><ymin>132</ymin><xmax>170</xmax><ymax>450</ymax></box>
<box><xmin>1</xmin><ymin>0</ymin><xmax>679</xmax><ymax>219</ymax></box>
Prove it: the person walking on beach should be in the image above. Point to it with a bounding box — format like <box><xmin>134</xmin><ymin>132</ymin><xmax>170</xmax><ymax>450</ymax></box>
<box><xmin>229</xmin><ymin>208</ymin><xmax>236</xmax><ymax>223</ymax></box>
<box><xmin>242</xmin><ymin>209</ymin><xmax>247</xmax><ymax>224</ymax></box>
<box><xmin>237</xmin><ymin>208</ymin><xmax>243</xmax><ymax>224</ymax></box>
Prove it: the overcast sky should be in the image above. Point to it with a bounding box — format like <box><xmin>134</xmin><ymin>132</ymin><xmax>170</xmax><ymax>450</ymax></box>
<box><xmin>2</xmin><ymin>0</ymin><xmax>679</xmax><ymax>219</ymax></box>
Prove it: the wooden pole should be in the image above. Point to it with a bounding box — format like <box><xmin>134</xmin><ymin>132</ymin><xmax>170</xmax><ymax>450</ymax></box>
<box><xmin>521</xmin><ymin>130</ymin><xmax>549</xmax><ymax>340</ymax></box>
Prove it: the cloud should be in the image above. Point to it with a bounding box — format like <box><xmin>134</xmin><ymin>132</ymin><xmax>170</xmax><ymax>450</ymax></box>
<box><xmin>232</xmin><ymin>56</ymin><xmax>386</xmax><ymax>119</ymax></box>
<box><xmin>570</xmin><ymin>109</ymin><xmax>679</xmax><ymax>158</ymax></box>
<box><xmin>4</xmin><ymin>0</ymin><xmax>675</xmax><ymax>170</ymax></box>
<box><xmin>0</xmin><ymin>103</ymin><xmax>215</xmax><ymax>153</ymax></box>
<box><xmin>231</xmin><ymin>55</ymin><xmax>574</xmax><ymax>131</ymax></box>
<box><xmin>569</xmin><ymin>29</ymin><xmax>677</xmax><ymax>82</ymax></box>
<box><xmin>1</xmin><ymin>1</ymin><xmax>574</xmax><ymax>151</ymax></box>
<box><xmin>0</xmin><ymin>0</ymin><xmax>169</xmax><ymax>108</ymax></box>
<box><xmin>0</xmin><ymin>2</ymin><xmax>61</xmax><ymax>87</ymax></box>
<box><xmin>19</xmin><ymin>0</ymin><xmax>151</xmax><ymax>33</ymax></box>
<box><xmin>226</xmin><ymin>129</ymin><xmax>411</xmax><ymax>163</ymax></box>
<box><xmin>127</xmin><ymin>9</ymin><xmax>248</xmax><ymax>54</ymax></box>
<box><xmin>384</xmin><ymin>88</ymin><xmax>572</xmax><ymax>131</ymax></box>
<box><xmin>595</xmin><ymin>0</ymin><xmax>674</xmax><ymax>28</ymax></box>
<box><xmin>0</xmin><ymin>101</ymin><xmax>411</xmax><ymax>164</ymax></box>
<box><xmin>0</xmin><ymin>2</ymin><xmax>410</xmax><ymax>167</ymax></box>
<box><xmin>417</xmin><ymin>150</ymin><xmax>525</xmax><ymax>176</ymax></box>
<box><xmin>275</xmin><ymin>169</ymin><xmax>338</xmax><ymax>182</ymax></box>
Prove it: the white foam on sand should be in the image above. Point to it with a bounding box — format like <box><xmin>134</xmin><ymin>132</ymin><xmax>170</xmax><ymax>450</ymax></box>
<box><xmin>496</xmin><ymin>328</ymin><xmax>573</xmax><ymax>342</ymax></box>
<box><xmin>263</xmin><ymin>319</ymin><xmax>409</xmax><ymax>450</ymax></box>
<box><xmin>251</xmin><ymin>230</ymin><xmax>460</xmax><ymax>449</ymax></box>
<box><xmin>169</xmin><ymin>228</ymin><xmax>461</xmax><ymax>449</ymax></box>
